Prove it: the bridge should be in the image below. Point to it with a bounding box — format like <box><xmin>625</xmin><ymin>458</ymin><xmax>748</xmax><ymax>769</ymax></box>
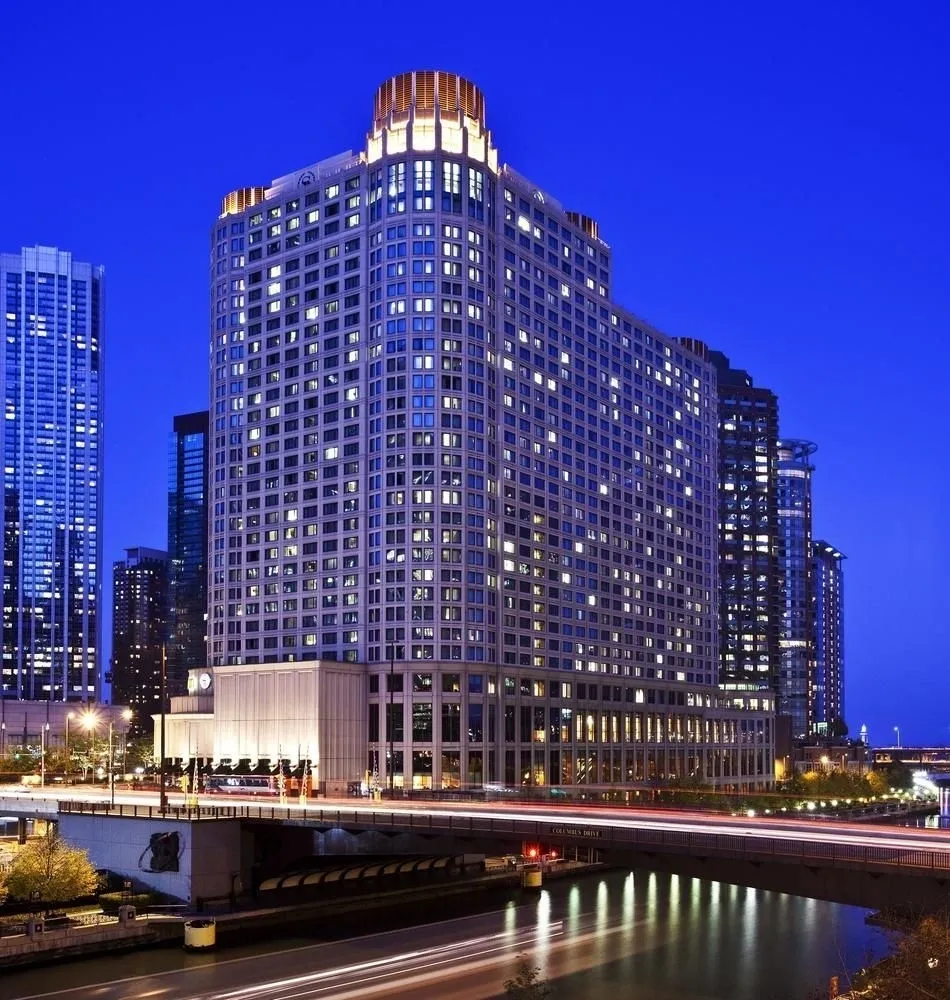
<box><xmin>4</xmin><ymin>789</ymin><xmax>950</xmax><ymax>911</ymax></box>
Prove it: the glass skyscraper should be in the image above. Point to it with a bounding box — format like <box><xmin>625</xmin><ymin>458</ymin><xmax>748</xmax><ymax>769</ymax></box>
<box><xmin>167</xmin><ymin>411</ymin><xmax>209</xmax><ymax>694</ymax></box>
<box><xmin>203</xmin><ymin>71</ymin><xmax>773</xmax><ymax>791</ymax></box>
<box><xmin>709</xmin><ymin>352</ymin><xmax>780</xmax><ymax>694</ymax></box>
<box><xmin>1</xmin><ymin>246</ymin><xmax>103</xmax><ymax>702</ymax></box>
<box><xmin>111</xmin><ymin>546</ymin><xmax>168</xmax><ymax>735</ymax></box>
<box><xmin>776</xmin><ymin>439</ymin><xmax>817</xmax><ymax>739</ymax></box>
<box><xmin>812</xmin><ymin>540</ymin><xmax>845</xmax><ymax>735</ymax></box>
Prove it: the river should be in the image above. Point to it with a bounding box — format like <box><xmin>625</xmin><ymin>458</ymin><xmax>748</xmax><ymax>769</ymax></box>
<box><xmin>0</xmin><ymin>868</ymin><xmax>892</xmax><ymax>1000</ymax></box>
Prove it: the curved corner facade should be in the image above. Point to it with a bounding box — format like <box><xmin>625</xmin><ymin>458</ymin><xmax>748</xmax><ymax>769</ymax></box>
<box><xmin>202</xmin><ymin>72</ymin><xmax>773</xmax><ymax>792</ymax></box>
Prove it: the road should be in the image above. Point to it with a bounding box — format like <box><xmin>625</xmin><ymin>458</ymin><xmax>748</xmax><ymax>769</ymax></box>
<box><xmin>2</xmin><ymin>894</ymin><xmax>652</xmax><ymax>1000</ymax></box>
<box><xmin>1</xmin><ymin>785</ymin><xmax>948</xmax><ymax>856</ymax></box>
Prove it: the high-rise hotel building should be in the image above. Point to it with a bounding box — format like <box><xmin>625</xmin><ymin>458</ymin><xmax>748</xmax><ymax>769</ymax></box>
<box><xmin>200</xmin><ymin>71</ymin><xmax>772</xmax><ymax>790</ymax></box>
<box><xmin>1</xmin><ymin>246</ymin><xmax>103</xmax><ymax>703</ymax></box>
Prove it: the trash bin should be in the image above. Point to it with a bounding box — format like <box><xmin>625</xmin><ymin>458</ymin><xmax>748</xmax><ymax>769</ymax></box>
<box><xmin>521</xmin><ymin>866</ymin><xmax>543</xmax><ymax>890</ymax></box>
<box><xmin>183</xmin><ymin>918</ymin><xmax>217</xmax><ymax>951</ymax></box>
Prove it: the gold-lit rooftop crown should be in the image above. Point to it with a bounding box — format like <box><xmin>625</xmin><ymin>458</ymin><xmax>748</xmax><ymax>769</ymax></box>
<box><xmin>366</xmin><ymin>70</ymin><xmax>498</xmax><ymax>172</ymax></box>
<box><xmin>372</xmin><ymin>70</ymin><xmax>487</xmax><ymax>131</ymax></box>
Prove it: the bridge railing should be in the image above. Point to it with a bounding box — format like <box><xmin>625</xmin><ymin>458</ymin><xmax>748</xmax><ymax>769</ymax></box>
<box><xmin>54</xmin><ymin>801</ymin><xmax>950</xmax><ymax>876</ymax></box>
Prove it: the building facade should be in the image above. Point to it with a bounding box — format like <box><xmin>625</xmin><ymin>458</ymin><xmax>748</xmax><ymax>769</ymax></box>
<box><xmin>811</xmin><ymin>540</ymin><xmax>845</xmax><ymax>735</ymax></box>
<box><xmin>203</xmin><ymin>70</ymin><xmax>772</xmax><ymax>790</ymax></box>
<box><xmin>167</xmin><ymin>411</ymin><xmax>209</xmax><ymax>695</ymax></box>
<box><xmin>111</xmin><ymin>547</ymin><xmax>168</xmax><ymax>735</ymax></box>
<box><xmin>776</xmin><ymin>440</ymin><xmax>817</xmax><ymax>739</ymax></box>
<box><xmin>1</xmin><ymin>246</ymin><xmax>103</xmax><ymax>703</ymax></box>
<box><xmin>708</xmin><ymin>352</ymin><xmax>780</xmax><ymax>696</ymax></box>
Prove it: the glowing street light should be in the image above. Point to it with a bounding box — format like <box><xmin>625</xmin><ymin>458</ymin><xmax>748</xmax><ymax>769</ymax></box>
<box><xmin>65</xmin><ymin>711</ymin><xmax>74</xmax><ymax>782</ymax></box>
<box><xmin>109</xmin><ymin>709</ymin><xmax>134</xmax><ymax>808</ymax></box>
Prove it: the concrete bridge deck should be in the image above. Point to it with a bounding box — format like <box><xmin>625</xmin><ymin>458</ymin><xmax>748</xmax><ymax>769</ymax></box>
<box><xmin>24</xmin><ymin>794</ymin><xmax>950</xmax><ymax>879</ymax></box>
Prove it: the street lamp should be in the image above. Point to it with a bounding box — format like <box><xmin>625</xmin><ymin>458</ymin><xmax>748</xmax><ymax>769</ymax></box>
<box><xmin>40</xmin><ymin>722</ymin><xmax>49</xmax><ymax>789</ymax></box>
<box><xmin>159</xmin><ymin>644</ymin><xmax>168</xmax><ymax>816</ymax></box>
<box><xmin>110</xmin><ymin>709</ymin><xmax>134</xmax><ymax>808</ymax></box>
<box><xmin>894</xmin><ymin>726</ymin><xmax>901</xmax><ymax>750</ymax></box>
<box><xmin>80</xmin><ymin>709</ymin><xmax>101</xmax><ymax>785</ymax></box>
<box><xmin>65</xmin><ymin>711</ymin><xmax>74</xmax><ymax>782</ymax></box>
<box><xmin>388</xmin><ymin>646</ymin><xmax>396</xmax><ymax>794</ymax></box>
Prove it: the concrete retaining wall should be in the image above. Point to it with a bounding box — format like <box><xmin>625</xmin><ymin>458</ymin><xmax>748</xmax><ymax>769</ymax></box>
<box><xmin>58</xmin><ymin>815</ymin><xmax>244</xmax><ymax>902</ymax></box>
<box><xmin>0</xmin><ymin>919</ymin><xmax>174</xmax><ymax>968</ymax></box>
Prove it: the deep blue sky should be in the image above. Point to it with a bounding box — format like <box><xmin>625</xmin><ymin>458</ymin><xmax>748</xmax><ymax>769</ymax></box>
<box><xmin>2</xmin><ymin>2</ymin><xmax>947</xmax><ymax>743</ymax></box>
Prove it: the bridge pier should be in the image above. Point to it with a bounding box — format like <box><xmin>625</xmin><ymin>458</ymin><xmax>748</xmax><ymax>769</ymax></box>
<box><xmin>16</xmin><ymin>817</ymin><xmax>26</xmax><ymax>845</ymax></box>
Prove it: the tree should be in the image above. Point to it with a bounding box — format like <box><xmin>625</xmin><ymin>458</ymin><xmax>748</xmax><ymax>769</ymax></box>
<box><xmin>884</xmin><ymin>761</ymin><xmax>915</xmax><ymax>792</ymax></box>
<box><xmin>504</xmin><ymin>955</ymin><xmax>552</xmax><ymax>999</ymax></box>
<box><xmin>830</xmin><ymin>717</ymin><xmax>849</xmax><ymax>739</ymax></box>
<box><xmin>5</xmin><ymin>827</ymin><xmax>98</xmax><ymax>904</ymax></box>
<box><xmin>853</xmin><ymin>913</ymin><xmax>950</xmax><ymax>998</ymax></box>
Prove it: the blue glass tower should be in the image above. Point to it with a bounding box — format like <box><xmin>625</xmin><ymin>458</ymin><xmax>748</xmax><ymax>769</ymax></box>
<box><xmin>0</xmin><ymin>246</ymin><xmax>103</xmax><ymax>702</ymax></box>
<box><xmin>167</xmin><ymin>411</ymin><xmax>209</xmax><ymax>694</ymax></box>
<box><xmin>776</xmin><ymin>439</ymin><xmax>816</xmax><ymax>739</ymax></box>
<box><xmin>812</xmin><ymin>540</ymin><xmax>845</xmax><ymax>735</ymax></box>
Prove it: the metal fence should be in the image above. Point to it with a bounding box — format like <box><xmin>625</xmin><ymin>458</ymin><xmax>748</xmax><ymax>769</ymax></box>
<box><xmin>55</xmin><ymin>800</ymin><xmax>950</xmax><ymax>876</ymax></box>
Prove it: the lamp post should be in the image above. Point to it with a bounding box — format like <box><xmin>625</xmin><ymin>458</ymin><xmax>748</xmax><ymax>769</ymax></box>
<box><xmin>65</xmin><ymin>712</ymin><xmax>73</xmax><ymax>782</ymax></box>
<box><xmin>110</xmin><ymin>709</ymin><xmax>134</xmax><ymax>808</ymax></box>
<box><xmin>109</xmin><ymin>720</ymin><xmax>115</xmax><ymax>807</ymax></box>
<box><xmin>388</xmin><ymin>646</ymin><xmax>395</xmax><ymax>794</ymax></box>
<box><xmin>159</xmin><ymin>644</ymin><xmax>168</xmax><ymax>816</ymax></box>
<box><xmin>79</xmin><ymin>708</ymin><xmax>103</xmax><ymax>787</ymax></box>
<box><xmin>894</xmin><ymin>726</ymin><xmax>901</xmax><ymax>750</ymax></box>
<box><xmin>40</xmin><ymin>722</ymin><xmax>49</xmax><ymax>789</ymax></box>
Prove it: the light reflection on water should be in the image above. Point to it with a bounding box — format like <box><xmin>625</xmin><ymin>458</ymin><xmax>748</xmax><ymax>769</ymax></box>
<box><xmin>534</xmin><ymin>868</ymin><xmax>890</xmax><ymax>1000</ymax></box>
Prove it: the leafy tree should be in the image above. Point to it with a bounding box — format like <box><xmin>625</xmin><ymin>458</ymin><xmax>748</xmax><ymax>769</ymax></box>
<box><xmin>5</xmin><ymin>828</ymin><xmax>98</xmax><ymax>904</ymax></box>
<box><xmin>884</xmin><ymin>761</ymin><xmax>915</xmax><ymax>792</ymax></box>
<box><xmin>866</xmin><ymin>770</ymin><xmax>890</xmax><ymax>796</ymax></box>
<box><xmin>829</xmin><ymin>717</ymin><xmax>849</xmax><ymax>739</ymax></box>
<box><xmin>504</xmin><ymin>955</ymin><xmax>552</xmax><ymax>999</ymax></box>
<box><xmin>853</xmin><ymin>913</ymin><xmax>950</xmax><ymax>998</ymax></box>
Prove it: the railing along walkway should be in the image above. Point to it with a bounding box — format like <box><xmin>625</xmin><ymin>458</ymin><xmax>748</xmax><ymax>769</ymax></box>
<box><xmin>55</xmin><ymin>800</ymin><xmax>950</xmax><ymax>877</ymax></box>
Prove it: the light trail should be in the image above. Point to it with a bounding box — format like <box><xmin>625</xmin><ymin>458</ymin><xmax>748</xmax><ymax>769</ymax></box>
<box><xmin>1</xmin><ymin>785</ymin><xmax>946</xmax><ymax>855</ymax></box>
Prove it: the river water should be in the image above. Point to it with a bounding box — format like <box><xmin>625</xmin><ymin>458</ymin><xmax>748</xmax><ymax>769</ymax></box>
<box><xmin>528</xmin><ymin>868</ymin><xmax>891</xmax><ymax>999</ymax></box>
<box><xmin>0</xmin><ymin>868</ymin><xmax>892</xmax><ymax>1000</ymax></box>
